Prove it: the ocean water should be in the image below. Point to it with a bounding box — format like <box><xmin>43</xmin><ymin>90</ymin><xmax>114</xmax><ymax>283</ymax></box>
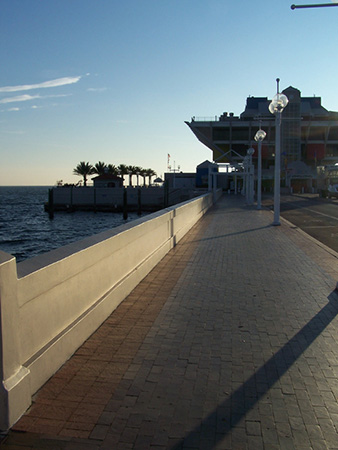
<box><xmin>0</xmin><ymin>186</ymin><xmax>147</xmax><ymax>263</ymax></box>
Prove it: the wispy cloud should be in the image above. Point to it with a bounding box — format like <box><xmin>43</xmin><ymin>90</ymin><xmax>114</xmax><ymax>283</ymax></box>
<box><xmin>0</xmin><ymin>76</ymin><xmax>81</xmax><ymax>93</ymax></box>
<box><xmin>87</xmin><ymin>87</ymin><xmax>107</xmax><ymax>92</ymax></box>
<box><xmin>0</xmin><ymin>93</ymin><xmax>72</xmax><ymax>104</ymax></box>
<box><xmin>0</xmin><ymin>94</ymin><xmax>41</xmax><ymax>104</ymax></box>
<box><xmin>8</xmin><ymin>107</ymin><xmax>20</xmax><ymax>112</ymax></box>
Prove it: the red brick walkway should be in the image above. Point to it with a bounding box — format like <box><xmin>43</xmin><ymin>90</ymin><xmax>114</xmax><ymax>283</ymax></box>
<box><xmin>1</xmin><ymin>195</ymin><xmax>338</xmax><ymax>449</ymax></box>
<box><xmin>1</xmin><ymin>207</ymin><xmax>212</xmax><ymax>447</ymax></box>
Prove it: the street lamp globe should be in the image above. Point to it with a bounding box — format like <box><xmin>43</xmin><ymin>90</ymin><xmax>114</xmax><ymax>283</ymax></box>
<box><xmin>268</xmin><ymin>92</ymin><xmax>289</xmax><ymax>114</ymax></box>
<box><xmin>254</xmin><ymin>129</ymin><xmax>267</xmax><ymax>142</ymax></box>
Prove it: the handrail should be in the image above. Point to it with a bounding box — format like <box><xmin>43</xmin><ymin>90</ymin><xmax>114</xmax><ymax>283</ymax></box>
<box><xmin>191</xmin><ymin>116</ymin><xmax>219</xmax><ymax>122</ymax></box>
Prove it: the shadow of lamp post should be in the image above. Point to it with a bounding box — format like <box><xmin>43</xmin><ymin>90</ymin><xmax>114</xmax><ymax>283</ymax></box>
<box><xmin>269</xmin><ymin>78</ymin><xmax>288</xmax><ymax>226</ymax></box>
<box><xmin>254</xmin><ymin>125</ymin><xmax>266</xmax><ymax>210</ymax></box>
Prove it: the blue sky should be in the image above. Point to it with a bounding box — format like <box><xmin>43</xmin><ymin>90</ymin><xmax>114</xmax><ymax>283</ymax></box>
<box><xmin>1</xmin><ymin>0</ymin><xmax>338</xmax><ymax>185</ymax></box>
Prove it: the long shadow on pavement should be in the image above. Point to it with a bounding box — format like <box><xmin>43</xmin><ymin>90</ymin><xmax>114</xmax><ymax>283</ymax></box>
<box><xmin>171</xmin><ymin>289</ymin><xmax>338</xmax><ymax>449</ymax></box>
<box><xmin>190</xmin><ymin>225</ymin><xmax>272</xmax><ymax>244</ymax></box>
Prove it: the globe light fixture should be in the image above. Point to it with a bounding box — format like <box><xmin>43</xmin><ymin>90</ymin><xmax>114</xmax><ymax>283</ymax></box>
<box><xmin>254</xmin><ymin>126</ymin><xmax>267</xmax><ymax>210</ymax></box>
<box><xmin>268</xmin><ymin>92</ymin><xmax>289</xmax><ymax>115</ymax></box>
<box><xmin>269</xmin><ymin>78</ymin><xmax>288</xmax><ymax>226</ymax></box>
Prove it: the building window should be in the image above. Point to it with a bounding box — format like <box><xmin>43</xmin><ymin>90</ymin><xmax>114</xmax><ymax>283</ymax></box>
<box><xmin>232</xmin><ymin>127</ymin><xmax>249</xmax><ymax>141</ymax></box>
<box><xmin>328</xmin><ymin>127</ymin><xmax>338</xmax><ymax>141</ymax></box>
<box><xmin>213</xmin><ymin>128</ymin><xmax>230</xmax><ymax>140</ymax></box>
<box><xmin>308</xmin><ymin>127</ymin><xmax>326</xmax><ymax>141</ymax></box>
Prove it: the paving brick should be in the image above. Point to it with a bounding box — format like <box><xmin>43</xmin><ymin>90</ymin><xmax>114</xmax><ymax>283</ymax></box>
<box><xmin>3</xmin><ymin>196</ymin><xmax>338</xmax><ymax>449</ymax></box>
<box><xmin>245</xmin><ymin>420</ymin><xmax>261</xmax><ymax>436</ymax></box>
<box><xmin>89</xmin><ymin>425</ymin><xmax>109</xmax><ymax>441</ymax></box>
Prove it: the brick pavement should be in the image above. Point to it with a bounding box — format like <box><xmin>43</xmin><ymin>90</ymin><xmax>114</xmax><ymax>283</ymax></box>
<box><xmin>1</xmin><ymin>195</ymin><xmax>338</xmax><ymax>449</ymax></box>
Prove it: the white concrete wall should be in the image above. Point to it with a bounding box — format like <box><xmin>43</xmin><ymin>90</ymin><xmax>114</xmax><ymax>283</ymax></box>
<box><xmin>51</xmin><ymin>186</ymin><xmax>204</xmax><ymax>210</ymax></box>
<box><xmin>0</xmin><ymin>192</ymin><xmax>220</xmax><ymax>430</ymax></box>
<box><xmin>52</xmin><ymin>186</ymin><xmax>164</xmax><ymax>207</ymax></box>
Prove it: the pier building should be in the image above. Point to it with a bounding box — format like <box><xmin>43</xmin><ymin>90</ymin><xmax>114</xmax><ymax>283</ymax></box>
<box><xmin>186</xmin><ymin>86</ymin><xmax>338</xmax><ymax>190</ymax></box>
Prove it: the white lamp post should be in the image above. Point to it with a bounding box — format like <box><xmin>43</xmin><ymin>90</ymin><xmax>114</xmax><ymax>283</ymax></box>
<box><xmin>247</xmin><ymin>148</ymin><xmax>255</xmax><ymax>205</ymax></box>
<box><xmin>243</xmin><ymin>156</ymin><xmax>248</xmax><ymax>200</ymax></box>
<box><xmin>291</xmin><ymin>3</ymin><xmax>338</xmax><ymax>9</ymax></box>
<box><xmin>168</xmin><ymin>161</ymin><xmax>180</xmax><ymax>188</ymax></box>
<box><xmin>254</xmin><ymin>126</ymin><xmax>267</xmax><ymax>210</ymax></box>
<box><xmin>269</xmin><ymin>78</ymin><xmax>288</xmax><ymax>226</ymax></box>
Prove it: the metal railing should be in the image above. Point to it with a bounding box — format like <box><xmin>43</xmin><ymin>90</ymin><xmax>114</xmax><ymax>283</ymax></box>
<box><xmin>191</xmin><ymin>116</ymin><xmax>219</xmax><ymax>122</ymax></box>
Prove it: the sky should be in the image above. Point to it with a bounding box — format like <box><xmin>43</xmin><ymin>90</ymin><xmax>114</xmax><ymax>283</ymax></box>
<box><xmin>1</xmin><ymin>0</ymin><xmax>338</xmax><ymax>186</ymax></box>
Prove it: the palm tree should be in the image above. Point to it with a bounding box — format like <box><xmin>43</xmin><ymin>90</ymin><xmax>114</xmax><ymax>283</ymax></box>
<box><xmin>73</xmin><ymin>161</ymin><xmax>95</xmax><ymax>186</ymax></box>
<box><xmin>134</xmin><ymin>166</ymin><xmax>142</xmax><ymax>186</ymax></box>
<box><xmin>93</xmin><ymin>161</ymin><xmax>107</xmax><ymax>175</ymax></box>
<box><xmin>145</xmin><ymin>168</ymin><xmax>156</xmax><ymax>186</ymax></box>
<box><xmin>139</xmin><ymin>168</ymin><xmax>148</xmax><ymax>186</ymax></box>
<box><xmin>127</xmin><ymin>165</ymin><xmax>139</xmax><ymax>186</ymax></box>
<box><xmin>107</xmin><ymin>164</ymin><xmax>118</xmax><ymax>175</ymax></box>
<box><xmin>118</xmin><ymin>164</ymin><xmax>129</xmax><ymax>185</ymax></box>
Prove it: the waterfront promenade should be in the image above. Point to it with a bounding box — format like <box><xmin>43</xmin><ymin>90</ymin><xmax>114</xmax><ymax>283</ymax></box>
<box><xmin>1</xmin><ymin>195</ymin><xmax>338</xmax><ymax>449</ymax></box>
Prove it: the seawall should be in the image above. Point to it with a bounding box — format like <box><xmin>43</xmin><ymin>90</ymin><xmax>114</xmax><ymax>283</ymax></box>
<box><xmin>0</xmin><ymin>191</ymin><xmax>222</xmax><ymax>430</ymax></box>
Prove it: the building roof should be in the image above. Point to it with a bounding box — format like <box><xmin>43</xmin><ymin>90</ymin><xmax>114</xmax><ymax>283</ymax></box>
<box><xmin>240</xmin><ymin>86</ymin><xmax>332</xmax><ymax>120</ymax></box>
<box><xmin>197</xmin><ymin>160</ymin><xmax>218</xmax><ymax>168</ymax></box>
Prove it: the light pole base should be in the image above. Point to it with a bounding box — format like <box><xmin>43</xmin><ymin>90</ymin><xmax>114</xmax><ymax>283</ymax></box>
<box><xmin>272</xmin><ymin>221</ymin><xmax>281</xmax><ymax>226</ymax></box>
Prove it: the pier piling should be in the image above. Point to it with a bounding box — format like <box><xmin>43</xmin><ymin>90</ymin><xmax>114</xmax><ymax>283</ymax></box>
<box><xmin>48</xmin><ymin>189</ymin><xmax>54</xmax><ymax>220</ymax></box>
<box><xmin>137</xmin><ymin>188</ymin><xmax>142</xmax><ymax>216</ymax></box>
<box><xmin>123</xmin><ymin>188</ymin><xmax>128</xmax><ymax>220</ymax></box>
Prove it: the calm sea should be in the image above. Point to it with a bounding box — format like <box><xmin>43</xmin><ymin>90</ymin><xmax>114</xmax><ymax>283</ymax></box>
<box><xmin>0</xmin><ymin>186</ymin><xmax>146</xmax><ymax>263</ymax></box>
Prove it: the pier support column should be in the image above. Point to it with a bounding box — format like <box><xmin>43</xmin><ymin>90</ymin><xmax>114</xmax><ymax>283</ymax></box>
<box><xmin>48</xmin><ymin>189</ymin><xmax>54</xmax><ymax>220</ymax></box>
<box><xmin>123</xmin><ymin>189</ymin><xmax>128</xmax><ymax>220</ymax></box>
<box><xmin>137</xmin><ymin>188</ymin><xmax>142</xmax><ymax>216</ymax></box>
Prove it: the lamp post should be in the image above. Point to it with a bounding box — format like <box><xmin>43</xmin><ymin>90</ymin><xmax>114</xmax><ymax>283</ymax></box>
<box><xmin>242</xmin><ymin>156</ymin><xmax>249</xmax><ymax>200</ymax></box>
<box><xmin>168</xmin><ymin>161</ymin><xmax>180</xmax><ymax>188</ymax></box>
<box><xmin>243</xmin><ymin>156</ymin><xmax>248</xmax><ymax>200</ymax></box>
<box><xmin>269</xmin><ymin>78</ymin><xmax>288</xmax><ymax>225</ymax></box>
<box><xmin>246</xmin><ymin>148</ymin><xmax>255</xmax><ymax>205</ymax></box>
<box><xmin>254</xmin><ymin>125</ymin><xmax>267</xmax><ymax>210</ymax></box>
<box><xmin>291</xmin><ymin>3</ymin><xmax>338</xmax><ymax>9</ymax></box>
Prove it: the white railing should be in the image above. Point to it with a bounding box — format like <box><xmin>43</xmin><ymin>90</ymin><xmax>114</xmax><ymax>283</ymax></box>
<box><xmin>0</xmin><ymin>192</ymin><xmax>218</xmax><ymax>430</ymax></box>
<box><xmin>191</xmin><ymin>116</ymin><xmax>219</xmax><ymax>122</ymax></box>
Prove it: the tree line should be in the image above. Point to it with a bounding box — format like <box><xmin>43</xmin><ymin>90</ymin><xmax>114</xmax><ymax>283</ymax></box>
<box><xmin>72</xmin><ymin>161</ymin><xmax>157</xmax><ymax>187</ymax></box>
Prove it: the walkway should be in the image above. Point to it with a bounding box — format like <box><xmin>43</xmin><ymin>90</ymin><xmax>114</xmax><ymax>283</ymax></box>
<box><xmin>1</xmin><ymin>195</ymin><xmax>338</xmax><ymax>449</ymax></box>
